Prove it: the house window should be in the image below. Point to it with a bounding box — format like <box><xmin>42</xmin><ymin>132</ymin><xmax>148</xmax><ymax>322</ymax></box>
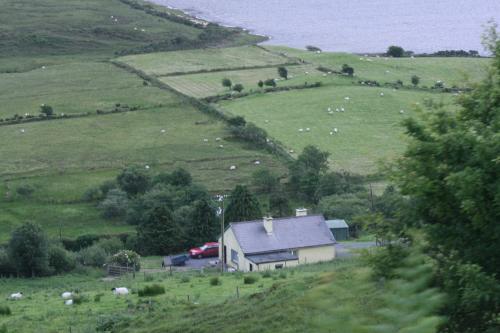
<box><xmin>231</xmin><ymin>249</ymin><xmax>239</xmax><ymax>264</ymax></box>
<box><xmin>275</xmin><ymin>264</ymin><xmax>284</xmax><ymax>269</ymax></box>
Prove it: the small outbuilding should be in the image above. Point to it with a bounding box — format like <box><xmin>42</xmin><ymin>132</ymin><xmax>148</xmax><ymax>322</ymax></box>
<box><xmin>325</xmin><ymin>219</ymin><xmax>349</xmax><ymax>241</ymax></box>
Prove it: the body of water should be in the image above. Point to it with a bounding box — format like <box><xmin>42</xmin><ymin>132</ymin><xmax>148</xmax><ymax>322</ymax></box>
<box><xmin>150</xmin><ymin>0</ymin><xmax>499</xmax><ymax>54</ymax></box>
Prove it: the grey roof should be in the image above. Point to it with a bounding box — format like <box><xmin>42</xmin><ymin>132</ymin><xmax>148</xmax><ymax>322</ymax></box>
<box><xmin>246</xmin><ymin>252</ymin><xmax>299</xmax><ymax>264</ymax></box>
<box><xmin>325</xmin><ymin>219</ymin><xmax>349</xmax><ymax>229</ymax></box>
<box><xmin>229</xmin><ymin>215</ymin><xmax>335</xmax><ymax>254</ymax></box>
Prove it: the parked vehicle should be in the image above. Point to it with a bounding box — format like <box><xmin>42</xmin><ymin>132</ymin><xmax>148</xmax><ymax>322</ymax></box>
<box><xmin>170</xmin><ymin>254</ymin><xmax>189</xmax><ymax>266</ymax></box>
<box><xmin>189</xmin><ymin>242</ymin><xmax>219</xmax><ymax>258</ymax></box>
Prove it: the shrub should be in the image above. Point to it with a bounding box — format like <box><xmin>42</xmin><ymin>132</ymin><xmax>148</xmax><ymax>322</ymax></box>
<box><xmin>232</xmin><ymin>83</ymin><xmax>244</xmax><ymax>93</ymax></box>
<box><xmin>82</xmin><ymin>187</ymin><xmax>102</xmax><ymax>202</ymax></box>
<box><xmin>243</xmin><ymin>276</ymin><xmax>258</xmax><ymax>284</ymax></box>
<box><xmin>99</xmin><ymin>189</ymin><xmax>129</xmax><ymax>218</ymax></box>
<box><xmin>341</xmin><ymin>64</ymin><xmax>354</xmax><ymax>76</ymax></box>
<box><xmin>0</xmin><ymin>306</ymin><xmax>11</xmax><ymax>316</ymax></box>
<box><xmin>227</xmin><ymin>116</ymin><xmax>246</xmax><ymax>127</ymax></box>
<box><xmin>387</xmin><ymin>45</ymin><xmax>405</xmax><ymax>57</ymax></box>
<box><xmin>96</xmin><ymin>238</ymin><xmax>124</xmax><ymax>255</ymax></box>
<box><xmin>180</xmin><ymin>276</ymin><xmax>190</xmax><ymax>283</ymax></box>
<box><xmin>107</xmin><ymin>250</ymin><xmax>141</xmax><ymax>271</ymax></box>
<box><xmin>261</xmin><ymin>271</ymin><xmax>272</xmax><ymax>278</ymax></box>
<box><xmin>210</xmin><ymin>276</ymin><xmax>221</xmax><ymax>286</ymax></box>
<box><xmin>72</xmin><ymin>294</ymin><xmax>88</xmax><ymax>305</ymax></box>
<box><xmin>48</xmin><ymin>246</ymin><xmax>76</xmax><ymax>273</ymax></box>
<box><xmin>16</xmin><ymin>185</ymin><xmax>34</xmax><ymax>197</ymax></box>
<box><xmin>40</xmin><ymin>104</ymin><xmax>54</xmax><ymax>116</ymax></box>
<box><xmin>362</xmin><ymin>245</ymin><xmax>408</xmax><ymax>280</ymax></box>
<box><xmin>96</xmin><ymin>314</ymin><xmax>130</xmax><ymax>332</ymax></box>
<box><xmin>264</xmin><ymin>78</ymin><xmax>276</xmax><ymax>87</ymax></box>
<box><xmin>411</xmin><ymin>75</ymin><xmax>420</xmax><ymax>86</ymax></box>
<box><xmin>222</xmin><ymin>78</ymin><xmax>232</xmax><ymax>88</ymax></box>
<box><xmin>257</xmin><ymin>80</ymin><xmax>264</xmax><ymax>88</ymax></box>
<box><xmin>78</xmin><ymin>245</ymin><xmax>107</xmax><ymax>267</ymax></box>
<box><xmin>138</xmin><ymin>284</ymin><xmax>165</xmax><ymax>297</ymax></box>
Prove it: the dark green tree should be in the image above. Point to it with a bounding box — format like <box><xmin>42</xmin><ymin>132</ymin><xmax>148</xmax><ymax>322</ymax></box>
<box><xmin>257</xmin><ymin>80</ymin><xmax>264</xmax><ymax>88</ymax></box>
<box><xmin>264</xmin><ymin>79</ymin><xmax>277</xmax><ymax>87</ymax></box>
<box><xmin>225</xmin><ymin>185</ymin><xmax>262</xmax><ymax>223</ymax></box>
<box><xmin>269</xmin><ymin>191</ymin><xmax>292</xmax><ymax>217</ymax></box>
<box><xmin>222</xmin><ymin>78</ymin><xmax>232</xmax><ymax>89</ymax></box>
<box><xmin>117</xmin><ymin>166</ymin><xmax>150</xmax><ymax>197</ymax></box>
<box><xmin>169</xmin><ymin>168</ymin><xmax>192</xmax><ymax>187</ymax></box>
<box><xmin>40</xmin><ymin>104</ymin><xmax>54</xmax><ymax>116</ymax></box>
<box><xmin>227</xmin><ymin>116</ymin><xmax>246</xmax><ymax>127</ymax></box>
<box><xmin>387</xmin><ymin>45</ymin><xmax>405</xmax><ymax>57</ymax></box>
<box><xmin>341</xmin><ymin>64</ymin><xmax>354</xmax><ymax>76</ymax></box>
<box><xmin>411</xmin><ymin>75</ymin><xmax>420</xmax><ymax>86</ymax></box>
<box><xmin>289</xmin><ymin>145</ymin><xmax>329</xmax><ymax>201</ymax></box>
<box><xmin>137</xmin><ymin>204</ymin><xmax>184</xmax><ymax>255</ymax></box>
<box><xmin>99</xmin><ymin>189</ymin><xmax>129</xmax><ymax>218</ymax></box>
<box><xmin>232</xmin><ymin>83</ymin><xmax>244</xmax><ymax>93</ymax></box>
<box><xmin>188</xmin><ymin>198</ymin><xmax>218</xmax><ymax>245</ymax></box>
<box><xmin>251</xmin><ymin>169</ymin><xmax>279</xmax><ymax>194</ymax></box>
<box><xmin>8</xmin><ymin>223</ymin><xmax>49</xmax><ymax>277</ymax></box>
<box><xmin>277</xmin><ymin>66</ymin><xmax>288</xmax><ymax>80</ymax></box>
<box><xmin>395</xmin><ymin>41</ymin><xmax>500</xmax><ymax>332</ymax></box>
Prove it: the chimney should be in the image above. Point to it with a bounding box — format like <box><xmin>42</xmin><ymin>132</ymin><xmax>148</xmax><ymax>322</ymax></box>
<box><xmin>296</xmin><ymin>208</ymin><xmax>308</xmax><ymax>217</ymax></box>
<box><xmin>263</xmin><ymin>216</ymin><xmax>273</xmax><ymax>235</ymax></box>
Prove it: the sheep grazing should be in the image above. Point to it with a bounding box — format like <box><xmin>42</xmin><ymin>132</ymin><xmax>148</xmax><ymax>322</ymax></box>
<box><xmin>306</xmin><ymin>128</ymin><xmax>310</xmax><ymax>132</ymax></box>
<box><xmin>340</xmin><ymin>107</ymin><xmax>345</xmax><ymax>112</ymax></box>
<box><xmin>298</xmin><ymin>128</ymin><xmax>304</xmax><ymax>132</ymax></box>
<box><xmin>141</xmin><ymin>29</ymin><xmax>146</xmax><ymax>32</ymax></box>
<box><xmin>215</xmin><ymin>137</ymin><xmax>221</xmax><ymax>141</ymax></box>
<box><xmin>264</xmin><ymin>120</ymin><xmax>269</xmax><ymax>123</ymax></box>
<box><xmin>161</xmin><ymin>129</ymin><xmax>166</xmax><ymax>133</ymax></box>
<box><xmin>305</xmin><ymin>71</ymin><xmax>309</xmax><ymax>75</ymax></box>
<box><xmin>61</xmin><ymin>292</ymin><xmax>72</xmax><ymax>299</ymax></box>
<box><xmin>254</xmin><ymin>160</ymin><xmax>261</xmax><ymax>165</ymax></box>
<box><xmin>289</xmin><ymin>149</ymin><xmax>294</xmax><ymax>153</ymax></box>
<box><xmin>335</xmin><ymin>108</ymin><xmax>339</xmax><ymax>112</ymax></box>
<box><xmin>229</xmin><ymin>165</ymin><xmax>237</xmax><ymax>170</ymax></box>
<box><xmin>41</xmin><ymin>66</ymin><xmax>46</xmax><ymax>69</ymax></box>
<box><xmin>327</xmin><ymin>107</ymin><xmax>331</xmax><ymax>112</ymax></box>
<box><xmin>333</xmin><ymin>128</ymin><xmax>338</xmax><ymax>133</ymax></box>
<box><xmin>65</xmin><ymin>299</ymin><xmax>73</xmax><ymax>306</ymax></box>
<box><xmin>344</xmin><ymin>97</ymin><xmax>350</xmax><ymax>101</ymax></box>
<box><xmin>400</xmin><ymin>110</ymin><xmax>405</xmax><ymax>114</ymax></box>
<box><xmin>385</xmin><ymin>70</ymin><xmax>390</xmax><ymax>73</ymax></box>
<box><xmin>203</xmin><ymin>138</ymin><xmax>209</xmax><ymax>142</ymax></box>
<box><xmin>20</xmin><ymin>129</ymin><xmax>25</xmax><ymax>133</ymax></box>
<box><xmin>380</xmin><ymin>92</ymin><xmax>384</xmax><ymax>97</ymax></box>
<box><xmin>145</xmin><ymin>165</ymin><xmax>150</xmax><ymax>170</ymax></box>
<box><xmin>112</xmin><ymin>287</ymin><xmax>129</xmax><ymax>296</ymax></box>
<box><xmin>218</xmin><ymin>145</ymin><xmax>224</xmax><ymax>149</ymax></box>
<box><xmin>9</xmin><ymin>292</ymin><xmax>23</xmax><ymax>300</ymax></box>
<box><xmin>134</xmin><ymin>27</ymin><xmax>138</xmax><ymax>31</ymax></box>
<box><xmin>329</xmin><ymin>131</ymin><xmax>334</xmax><ymax>135</ymax></box>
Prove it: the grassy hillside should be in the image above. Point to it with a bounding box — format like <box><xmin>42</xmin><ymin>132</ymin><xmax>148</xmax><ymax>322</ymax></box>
<box><xmin>218</xmin><ymin>85</ymin><xmax>453</xmax><ymax>174</ymax></box>
<box><xmin>0</xmin><ymin>259</ymin><xmax>381</xmax><ymax>333</ymax></box>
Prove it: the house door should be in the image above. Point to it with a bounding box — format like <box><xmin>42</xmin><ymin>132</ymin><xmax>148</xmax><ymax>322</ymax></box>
<box><xmin>249</xmin><ymin>263</ymin><xmax>253</xmax><ymax>272</ymax></box>
<box><xmin>224</xmin><ymin>245</ymin><xmax>227</xmax><ymax>264</ymax></box>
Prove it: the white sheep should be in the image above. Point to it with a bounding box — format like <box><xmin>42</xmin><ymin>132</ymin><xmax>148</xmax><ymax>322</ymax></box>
<box><xmin>145</xmin><ymin>165</ymin><xmax>150</xmax><ymax>170</ymax></box>
<box><xmin>400</xmin><ymin>110</ymin><xmax>405</xmax><ymax>114</ymax></box>
<box><xmin>112</xmin><ymin>287</ymin><xmax>129</xmax><ymax>296</ymax></box>
<box><xmin>327</xmin><ymin>107</ymin><xmax>331</xmax><ymax>112</ymax></box>
<box><xmin>215</xmin><ymin>137</ymin><xmax>221</xmax><ymax>141</ymax></box>
<box><xmin>333</xmin><ymin>128</ymin><xmax>338</xmax><ymax>133</ymax></box>
<box><xmin>134</xmin><ymin>27</ymin><xmax>138</xmax><ymax>31</ymax></box>
<box><xmin>219</xmin><ymin>145</ymin><xmax>224</xmax><ymax>149</ymax></box>
<box><xmin>254</xmin><ymin>160</ymin><xmax>261</xmax><ymax>165</ymax></box>
<box><xmin>298</xmin><ymin>128</ymin><xmax>304</xmax><ymax>132</ymax></box>
<box><xmin>61</xmin><ymin>292</ymin><xmax>72</xmax><ymax>299</ymax></box>
<box><xmin>9</xmin><ymin>292</ymin><xmax>22</xmax><ymax>300</ymax></box>
<box><xmin>344</xmin><ymin>97</ymin><xmax>350</xmax><ymax>101</ymax></box>
<box><xmin>41</xmin><ymin>66</ymin><xmax>46</xmax><ymax>69</ymax></box>
<box><xmin>141</xmin><ymin>29</ymin><xmax>146</xmax><ymax>32</ymax></box>
<box><xmin>264</xmin><ymin>120</ymin><xmax>269</xmax><ymax>123</ymax></box>
<box><xmin>380</xmin><ymin>92</ymin><xmax>384</xmax><ymax>97</ymax></box>
<box><xmin>203</xmin><ymin>138</ymin><xmax>209</xmax><ymax>142</ymax></box>
<box><xmin>306</xmin><ymin>128</ymin><xmax>310</xmax><ymax>132</ymax></box>
<box><xmin>289</xmin><ymin>150</ymin><xmax>294</xmax><ymax>153</ymax></box>
<box><xmin>340</xmin><ymin>107</ymin><xmax>345</xmax><ymax>112</ymax></box>
<box><xmin>20</xmin><ymin>129</ymin><xmax>25</xmax><ymax>133</ymax></box>
<box><xmin>329</xmin><ymin>131</ymin><xmax>334</xmax><ymax>135</ymax></box>
<box><xmin>161</xmin><ymin>129</ymin><xmax>166</xmax><ymax>133</ymax></box>
<box><xmin>229</xmin><ymin>165</ymin><xmax>236</xmax><ymax>170</ymax></box>
<box><xmin>305</xmin><ymin>71</ymin><xmax>309</xmax><ymax>74</ymax></box>
<box><xmin>336</xmin><ymin>108</ymin><xmax>340</xmax><ymax>112</ymax></box>
<box><xmin>65</xmin><ymin>299</ymin><xmax>73</xmax><ymax>306</ymax></box>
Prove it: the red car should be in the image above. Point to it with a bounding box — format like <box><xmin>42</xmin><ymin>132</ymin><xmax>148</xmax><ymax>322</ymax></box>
<box><xmin>189</xmin><ymin>242</ymin><xmax>219</xmax><ymax>259</ymax></box>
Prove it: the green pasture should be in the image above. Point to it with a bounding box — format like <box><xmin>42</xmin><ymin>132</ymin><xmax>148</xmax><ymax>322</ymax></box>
<box><xmin>0</xmin><ymin>0</ymin><xmax>202</xmax><ymax>58</ymax></box>
<box><xmin>218</xmin><ymin>85</ymin><xmax>454</xmax><ymax>174</ymax></box>
<box><xmin>159</xmin><ymin>64</ymin><xmax>333</xmax><ymax>98</ymax></box>
<box><xmin>265</xmin><ymin>46</ymin><xmax>490</xmax><ymax>88</ymax></box>
<box><xmin>116</xmin><ymin>45</ymin><xmax>292</xmax><ymax>76</ymax></box>
<box><xmin>0</xmin><ymin>202</ymin><xmax>132</xmax><ymax>243</ymax></box>
<box><xmin>0</xmin><ymin>259</ymin><xmax>378</xmax><ymax>333</ymax></box>
<box><xmin>0</xmin><ymin>62</ymin><xmax>176</xmax><ymax>119</ymax></box>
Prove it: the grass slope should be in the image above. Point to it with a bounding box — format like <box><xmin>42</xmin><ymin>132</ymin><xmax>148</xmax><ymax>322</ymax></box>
<box><xmin>117</xmin><ymin>46</ymin><xmax>293</xmax><ymax>76</ymax></box>
<box><xmin>0</xmin><ymin>260</ymin><xmax>381</xmax><ymax>333</ymax></box>
<box><xmin>219</xmin><ymin>85</ymin><xmax>453</xmax><ymax>174</ymax></box>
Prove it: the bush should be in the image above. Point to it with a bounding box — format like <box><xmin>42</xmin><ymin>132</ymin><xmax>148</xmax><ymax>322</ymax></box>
<box><xmin>261</xmin><ymin>271</ymin><xmax>272</xmax><ymax>278</ymax></box>
<box><xmin>210</xmin><ymin>276</ymin><xmax>221</xmax><ymax>286</ymax></box>
<box><xmin>96</xmin><ymin>238</ymin><xmax>124</xmax><ymax>255</ymax></box>
<box><xmin>48</xmin><ymin>245</ymin><xmax>76</xmax><ymax>273</ymax></box>
<box><xmin>96</xmin><ymin>314</ymin><xmax>130</xmax><ymax>332</ymax></box>
<box><xmin>232</xmin><ymin>83</ymin><xmax>244</xmax><ymax>93</ymax></box>
<box><xmin>387</xmin><ymin>45</ymin><xmax>405</xmax><ymax>57</ymax></box>
<box><xmin>107</xmin><ymin>250</ymin><xmax>141</xmax><ymax>271</ymax></box>
<box><xmin>72</xmin><ymin>294</ymin><xmax>88</xmax><ymax>305</ymax></box>
<box><xmin>138</xmin><ymin>284</ymin><xmax>165</xmax><ymax>297</ymax></box>
<box><xmin>82</xmin><ymin>187</ymin><xmax>102</xmax><ymax>202</ymax></box>
<box><xmin>362</xmin><ymin>245</ymin><xmax>408</xmax><ymax>280</ymax></box>
<box><xmin>264</xmin><ymin>78</ymin><xmax>276</xmax><ymax>87</ymax></box>
<box><xmin>0</xmin><ymin>306</ymin><xmax>11</xmax><ymax>316</ymax></box>
<box><xmin>243</xmin><ymin>276</ymin><xmax>258</xmax><ymax>284</ymax></box>
<box><xmin>16</xmin><ymin>184</ymin><xmax>34</xmax><ymax>197</ymax></box>
<box><xmin>341</xmin><ymin>64</ymin><xmax>354</xmax><ymax>76</ymax></box>
<box><xmin>78</xmin><ymin>245</ymin><xmax>107</xmax><ymax>267</ymax></box>
<box><xmin>180</xmin><ymin>276</ymin><xmax>190</xmax><ymax>283</ymax></box>
<box><xmin>99</xmin><ymin>189</ymin><xmax>129</xmax><ymax>218</ymax></box>
<box><xmin>40</xmin><ymin>104</ymin><xmax>54</xmax><ymax>116</ymax></box>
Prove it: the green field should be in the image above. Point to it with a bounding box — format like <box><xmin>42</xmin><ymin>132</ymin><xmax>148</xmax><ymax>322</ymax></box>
<box><xmin>0</xmin><ymin>259</ymin><xmax>380</xmax><ymax>333</ymax></box>
<box><xmin>159</xmin><ymin>64</ymin><xmax>325</xmax><ymax>98</ymax></box>
<box><xmin>218</xmin><ymin>85</ymin><xmax>453</xmax><ymax>174</ymax></box>
<box><xmin>0</xmin><ymin>62</ymin><xmax>174</xmax><ymax>119</ymax></box>
<box><xmin>266</xmin><ymin>46</ymin><xmax>490</xmax><ymax>88</ymax></box>
<box><xmin>117</xmin><ymin>45</ymin><xmax>293</xmax><ymax>75</ymax></box>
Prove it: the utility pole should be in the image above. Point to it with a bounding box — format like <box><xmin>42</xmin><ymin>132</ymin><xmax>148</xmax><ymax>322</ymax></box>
<box><xmin>220</xmin><ymin>195</ymin><xmax>225</xmax><ymax>275</ymax></box>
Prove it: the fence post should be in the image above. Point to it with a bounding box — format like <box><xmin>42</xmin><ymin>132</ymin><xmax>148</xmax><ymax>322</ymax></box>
<box><xmin>187</xmin><ymin>294</ymin><xmax>190</xmax><ymax>302</ymax></box>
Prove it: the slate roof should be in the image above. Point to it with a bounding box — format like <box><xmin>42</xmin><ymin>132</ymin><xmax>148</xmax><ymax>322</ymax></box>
<box><xmin>246</xmin><ymin>252</ymin><xmax>299</xmax><ymax>264</ymax></box>
<box><xmin>229</xmin><ymin>215</ymin><xmax>336</xmax><ymax>254</ymax></box>
<box><xmin>325</xmin><ymin>219</ymin><xmax>349</xmax><ymax>229</ymax></box>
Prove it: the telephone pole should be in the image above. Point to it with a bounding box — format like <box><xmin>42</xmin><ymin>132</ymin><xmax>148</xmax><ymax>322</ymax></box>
<box><xmin>215</xmin><ymin>194</ymin><xmax>227</xmax><ymax>275</ymax></box>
